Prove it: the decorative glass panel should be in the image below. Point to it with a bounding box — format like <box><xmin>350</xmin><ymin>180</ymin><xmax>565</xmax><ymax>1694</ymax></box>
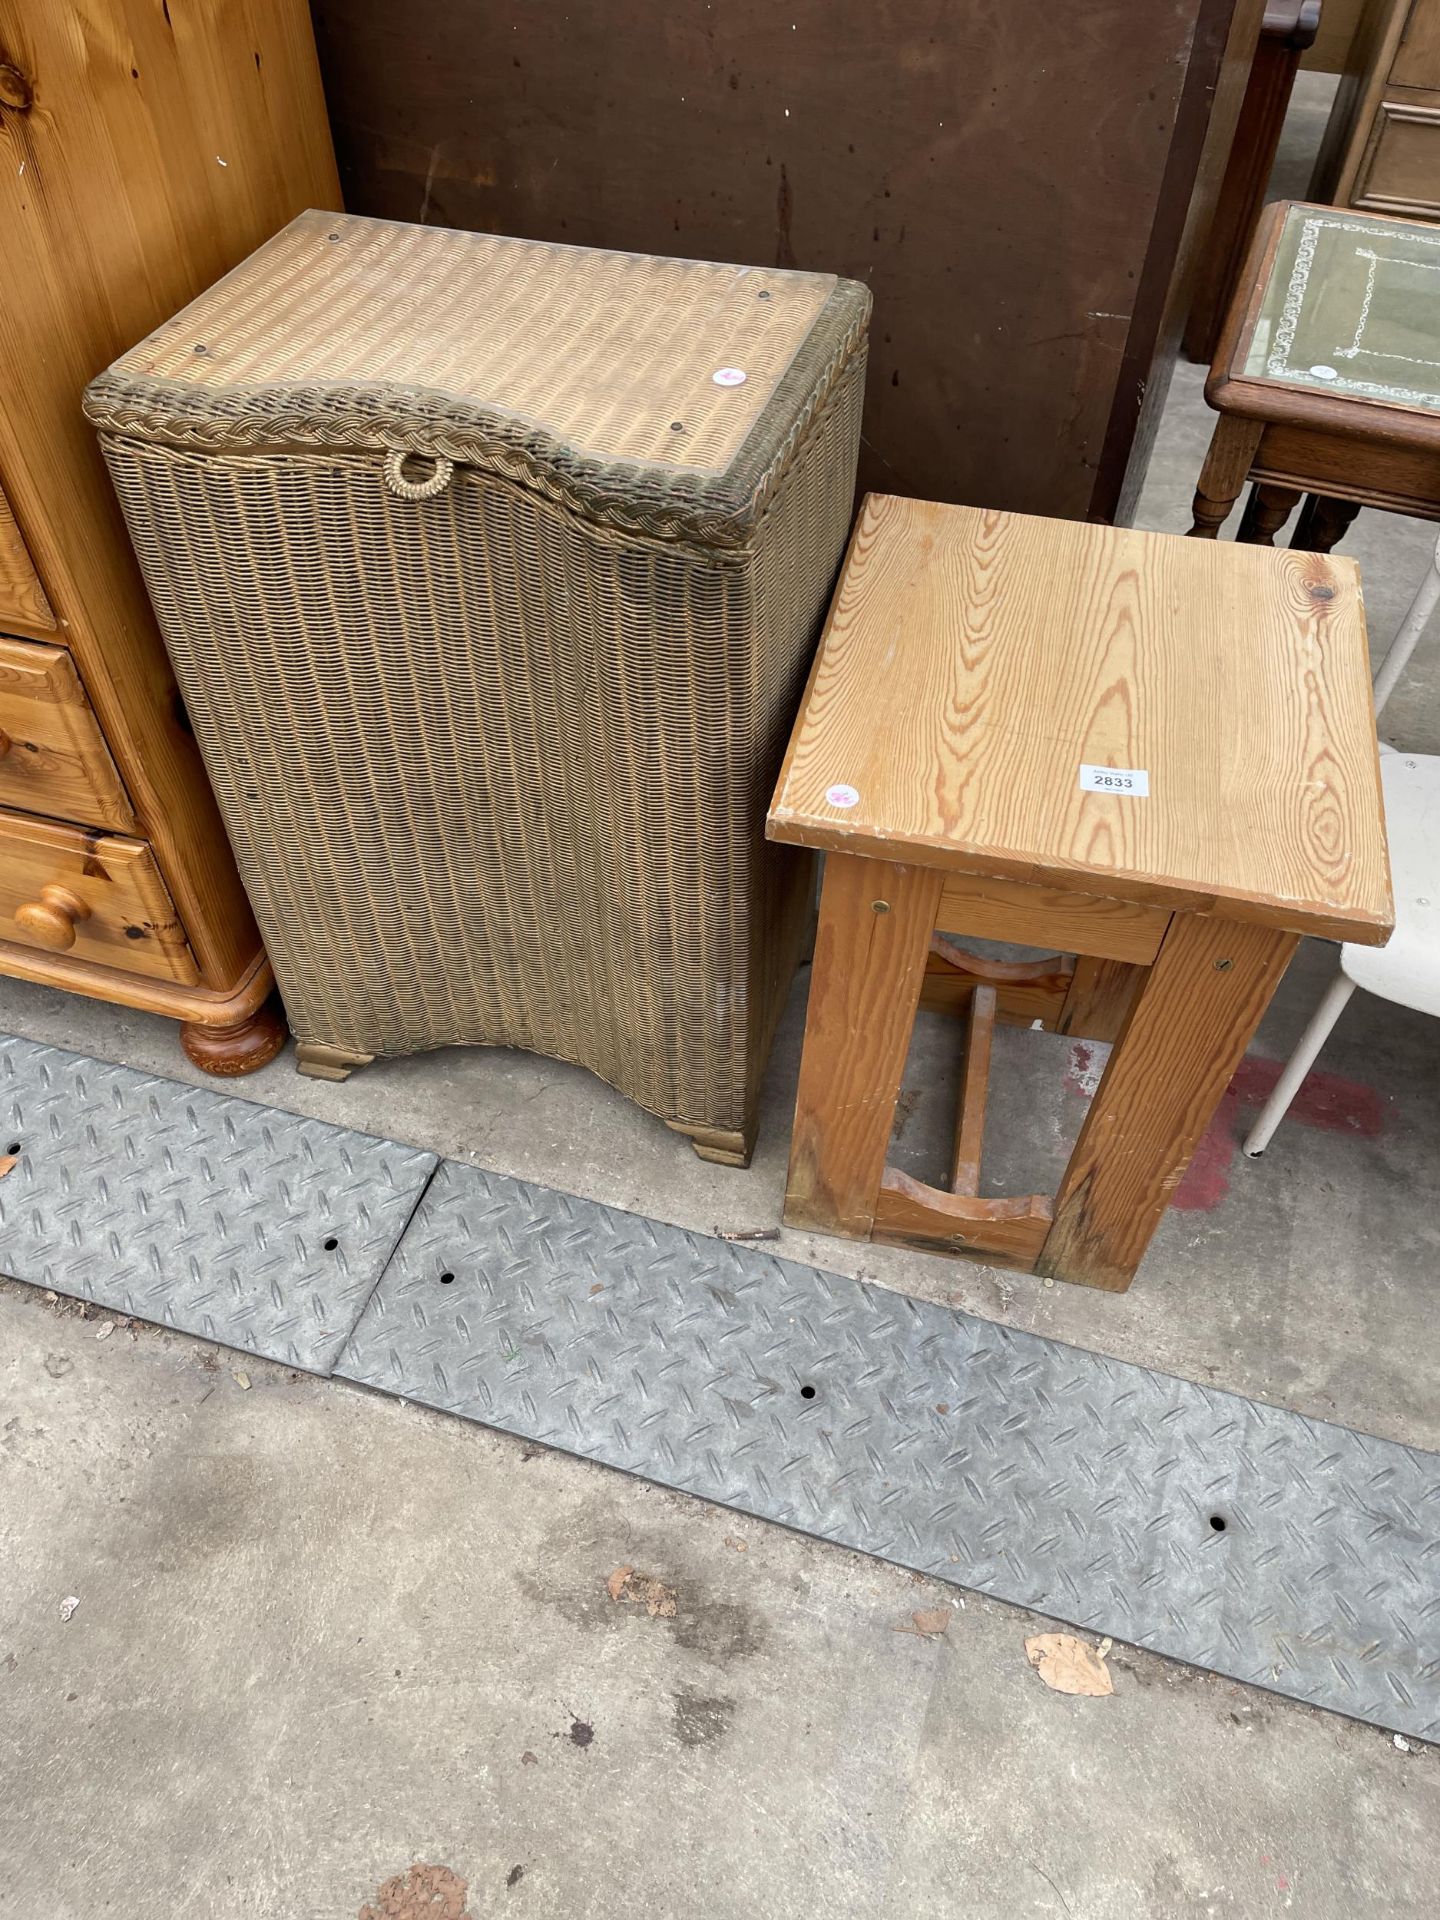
<box><xmin>1243</xmin><ymin>204</ymin><xmax>1440</xmax><ymax>411</ymax></box>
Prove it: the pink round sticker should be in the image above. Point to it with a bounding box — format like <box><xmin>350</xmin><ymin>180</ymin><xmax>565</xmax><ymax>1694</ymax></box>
<box><xmin>825</xmin><ymin>783</ymin><xmax>860</xmax><ymax>809</ymax></box>
<box><xmin>712</xmin><ymin>367</ymin><xmax>748</xmax><ymax>387</ymax></box>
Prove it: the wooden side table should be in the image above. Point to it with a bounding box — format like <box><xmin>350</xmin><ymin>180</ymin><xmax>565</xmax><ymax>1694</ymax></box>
<box><xmin>769</xmin><ymin>495</ymin><xmax>1392</xmax><ymax>1292</ymax></box>
<box><xmin>1191</xmin><ymin>199</ymin><xmax>1440</xmax><ymax>549</ymax></box>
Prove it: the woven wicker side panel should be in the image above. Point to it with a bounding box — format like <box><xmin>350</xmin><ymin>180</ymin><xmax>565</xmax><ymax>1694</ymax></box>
<box><xmin>745</xmin><ymin>353</ymin><xmax>865</xmax><ymax>1089</ymax></box>
<box><xmin>101</xmin><ymin>365</ymin><xmax>860</xmax><ymax>1131</ymax></box>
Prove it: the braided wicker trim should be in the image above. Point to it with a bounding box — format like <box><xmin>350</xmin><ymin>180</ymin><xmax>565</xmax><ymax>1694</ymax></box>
<box><xmin>86</xmin><ymin>286</ymin><xmax>871</xmax><ymax>548</ymax></box>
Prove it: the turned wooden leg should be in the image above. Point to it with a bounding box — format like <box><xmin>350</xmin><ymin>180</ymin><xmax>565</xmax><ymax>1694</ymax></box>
<box><xmin>181</xmin><ymin>998</ymin><xmax>288</xmax><ymax>1076</ymax></box>
<box><xmin>1188</xmin><ymin>415</ymin><xmax>1263</xmax><ymax>537</ymax></box>
<box><xmin>295</xmin><ymin>1040</ymin><xmax>376</xmax><ymax>1082</ymax></box>
<box><xmin>784</xmin><ymin>853</ymin><xmax>943</xmax><ymax>1238</ymax></box>
<box><xmin>1038</xmin><ymin>914</ymin><xmax>1297</xmax><ymax>1292</ymax></box>
<box><xmin>1237</xmin><ymin>481</ymin><xmax>1302</xmax><ymax>546</ymax></box>
<box><xmin>1291</xmin><ymin>493</ymin><xmax>1362</xmax><ymax>554</ymax></box>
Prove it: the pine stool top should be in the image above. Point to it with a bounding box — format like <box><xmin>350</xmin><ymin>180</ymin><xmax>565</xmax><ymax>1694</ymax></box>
<box><xmin>769</xmin><ymin>494</ymin><xmax>1392</xmax><ymax>1292</ymax></box>
<box><xmin>771</xmin><ymin>493</ymin><xmax>1392</xmax><ymax>945</ymax></box>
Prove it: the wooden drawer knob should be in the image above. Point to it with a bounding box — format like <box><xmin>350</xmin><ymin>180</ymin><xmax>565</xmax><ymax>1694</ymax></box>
<box><xmin>15</xmin><ymin>883</ymin><xmax>91</xmax><ymax>950</ymax></box>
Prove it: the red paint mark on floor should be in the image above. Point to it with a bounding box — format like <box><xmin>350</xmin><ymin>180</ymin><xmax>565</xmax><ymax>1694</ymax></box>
<box><xmin>1065</xmin><ymin>1044</ymin><xmax>1389</xmax><ymax>1213</ymax></box>
<box><xmin>1235</xmin><ymin>1053</ymin><xmax>1385</xmax><ymax>1141</ymax></box>
<box><xmin>1062</xmin><ymin>1040</ymin><xmax>1109</xmax><ymax>1100</ymax></box>
<box><xmin>1171</xmin><ymin>1114</ymin><xmax>1235</xmax><ymax>1212</ymax></box>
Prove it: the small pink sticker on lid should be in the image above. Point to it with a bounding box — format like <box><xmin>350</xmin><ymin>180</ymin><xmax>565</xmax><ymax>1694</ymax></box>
<box><xmin>825</xmin><ymin>783</ymin><xmax>860</xmax><ymax>809</ymax></box>
<box><xmin>712</xmin><ymin>367</ymin><xmax>748</xmax><ymax>387</ymax></box>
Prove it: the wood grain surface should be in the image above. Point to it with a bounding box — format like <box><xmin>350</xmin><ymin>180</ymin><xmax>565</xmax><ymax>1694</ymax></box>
<box><xmin>872</xmin><ymin>1169</ymin><xmax>1052</xmax><ymax>1269</ymax></box>
<box><xmin>951</xmin><ymin>983</ymin><xmax>995</xmax><ymax>1195</ymax></box>
<box><xmin>769</xmin><ymin>493</ymin><xmax>1392</xmax><ymax>943</ymax></box>
<box><xmin>918</xmin><ymin>943</ymin><xmax>1073</xmax><ymax>1029</ymax></box>
<box><xmin>935</xmin><ymin>869</ymin><xmax>1168</xmax><ymax>963</ymax></box>
<box><xmin>784</xmin><ymin>853</ymin><xmax>942</xmax><ymax>1238</ymax></box>
<box><xmin>0</xmin><ymin>636</ymin><xmax>134</xmax><ymax>830</ymax></box>
<box><xmin>1056</xmin><ymin>955</ymin><xmax>1148</xmax><ymax>1045</ymax></box>
<box><xmin>0</xmin><ymin>0</ymin><xmax>339</xmax><ymax>988</ymax></box>
<box><xmin>0</xmin><ymin>478</ymin><xmax>53</xmax><ymax>631</ymax></box>
<box><xmin>0</xmin><ymin>808</ymin><xmax>198</xmax><ymax>985</ymax></box>
<box><xmin>0</xmin><ymin>942</ymin><xmax>271</xmax><ymax>1026</ymax></box>
<box><xmin>1038</xmin><ymin>913</ymin><xmax>1298</xmax><ymax>1289</ymax></box>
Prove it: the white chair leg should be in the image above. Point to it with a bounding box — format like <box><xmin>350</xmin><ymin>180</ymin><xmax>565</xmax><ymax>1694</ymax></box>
<box><xmin>1373</xmin><ymin>532</ymin><xmax>1440</xmax><ymax>717</ymax></box>
<box><xmin>1242</xmin><ymin>971</ymin><xmax>1359</xmax><ymax>1157</ymax></box>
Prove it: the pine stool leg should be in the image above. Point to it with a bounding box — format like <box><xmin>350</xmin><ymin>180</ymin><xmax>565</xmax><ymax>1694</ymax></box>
<box><xmin>1038</xmin><ymin>914</ymin><xmax>1297</xmax><ymax>1291</ymax></box>
<box><xmin>784</xmin><ymin>855</ymin><xmax>942</xmax><ymax>1238</ymax></box>
<box><xmin>1057</xmin><ymin>956</ymin><xmax>1145</xmax><ymax>1043</ymax></box>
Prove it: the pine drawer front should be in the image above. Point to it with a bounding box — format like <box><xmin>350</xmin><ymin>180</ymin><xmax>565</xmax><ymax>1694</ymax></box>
<box><xmin>0</xmin><ymin>481</ymin><xmax>56</xmax><ymax>634</ymax></box>
<box><xmin>0</xmin><ymin>636</ymin><xmax>135</xmax><ymax>830</ymax></box>
<box><xmin>0</xmin><ymin>810</ymin><xmax>198</xmax><ymax>983</ymax></box>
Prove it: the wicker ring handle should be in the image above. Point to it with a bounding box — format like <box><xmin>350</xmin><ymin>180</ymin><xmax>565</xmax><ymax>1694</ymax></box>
<box><xmin>383</xmin><ymin>450</ymin><xmax>455</xmax><ymax>500</ymax></box>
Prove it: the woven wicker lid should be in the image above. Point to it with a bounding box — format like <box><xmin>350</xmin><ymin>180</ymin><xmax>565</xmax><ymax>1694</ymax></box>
<box><xmin>85</xmin><ymin>211</ymin><xmax>870</xmax><ymax>544</ymax></box>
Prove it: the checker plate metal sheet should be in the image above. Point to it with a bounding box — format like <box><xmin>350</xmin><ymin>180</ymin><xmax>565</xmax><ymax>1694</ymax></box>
<box><xmin>338</xmin><ymin>1160</ymin><xmax>1440</xmax><ymax>1740</ymax></box>
<box><xmin>0</xmin><ymin>1035</ymin><xmax>437</xmax><ymax>1373</ymax></box>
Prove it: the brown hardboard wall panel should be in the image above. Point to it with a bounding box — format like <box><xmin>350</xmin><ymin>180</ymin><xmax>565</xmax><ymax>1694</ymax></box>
<box><xmin>308</xmin><ymin>0</ymin><xmax>1236</xmax><ymax>521</ymax></box>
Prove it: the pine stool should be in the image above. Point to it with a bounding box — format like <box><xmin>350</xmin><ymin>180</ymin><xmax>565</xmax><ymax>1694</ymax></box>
<box><xmin>1191</xmin><ymin>200</ymin><xmax>1440</xmax><ymax>551</ymax></box>
<box><xmin>768</xmin><ymin>495</ymin><xmax>1392</xmax><ymax>1291</ymax></box>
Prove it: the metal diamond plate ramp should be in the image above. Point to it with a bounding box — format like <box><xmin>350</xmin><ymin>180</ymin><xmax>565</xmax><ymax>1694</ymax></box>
<box><xmin>338</xmin><ymin>1160</ymin><xmax>1440</xmax><ymax>1740</ymax></box>
<box><xmin>0</xmin><ymin>1035</ymin><xmax>436</xmax><ymax>1373</ymax></box>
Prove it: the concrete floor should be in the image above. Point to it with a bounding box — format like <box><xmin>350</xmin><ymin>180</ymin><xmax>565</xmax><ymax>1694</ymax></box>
<box><xmin>2</xmin><ymin>74</ymin><xmax>1437</xmax><ymax>1920</ymax></box>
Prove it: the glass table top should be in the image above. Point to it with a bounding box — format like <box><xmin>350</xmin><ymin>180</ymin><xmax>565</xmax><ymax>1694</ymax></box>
<box><xmin>1243</xmin><ymin>203</ymin><xmax>1440</xmax><ymax>412</ymax></box>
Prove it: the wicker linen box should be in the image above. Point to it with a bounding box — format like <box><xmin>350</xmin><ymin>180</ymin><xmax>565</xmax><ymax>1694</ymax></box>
<box><xmin>85</xmin><ymin>212</ymin><xmax>869</xmax><ymax>1165</ymax></box>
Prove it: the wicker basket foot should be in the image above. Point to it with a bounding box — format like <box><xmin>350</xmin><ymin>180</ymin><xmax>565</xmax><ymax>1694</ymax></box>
<box><xmin>666</xmin><ymin>1119</ymin><xmax>756</xmax><ymax>1170</ymax></box>
<box><xmin>296</xmin><ymin>1041</ymin><xmax>376</xmax><ymax>1083</ymax></box>
<box><xmin>181</xmin><ymin>999</ymin><xmax>287</xmax><ymax>1077</ymax></box>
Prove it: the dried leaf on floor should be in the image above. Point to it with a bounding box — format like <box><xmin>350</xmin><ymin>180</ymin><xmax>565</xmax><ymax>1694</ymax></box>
<box><xmin>606</xmin><ymin>1566</ymin><xmax>678</xmax><ymax>1619</ymax></box>
<box><xmin>358</xmin><ymin>1861</ymin><xmax>472</xmax><ymax>1920</ymax></box>
<box><xmin>723</xmin><ymin>1536</ymin><xmax>749</xmax><ymax>1553</ymax></box>
<box><xmin>95</xmin><ymin>1323</ymin><xmax>114</xmax><ymax>1341</ymax></box>
<box><xmin>520</xmin><ymin>1750</ymin><xmax>539</xmax><ymax>1767</ymax></box>
<box><xmin>895</xmin><ymin>1607</ymin><xmax>952</xmax><ymax>1638</ymax></box>
<box><xmin>58</xmin><ymin>1595</ymin><xmax>80</xmax><ymax>1623</ymax></box>
<box><xmin>233</xmin><ymin>1370</ymin><xmax>251</xmax><ymax>1390</ymax></box>
<box><xmin>1025</xmin><ymin>1632</ymin><xmax>1114</xmax><ymax>1696</ymax></box>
